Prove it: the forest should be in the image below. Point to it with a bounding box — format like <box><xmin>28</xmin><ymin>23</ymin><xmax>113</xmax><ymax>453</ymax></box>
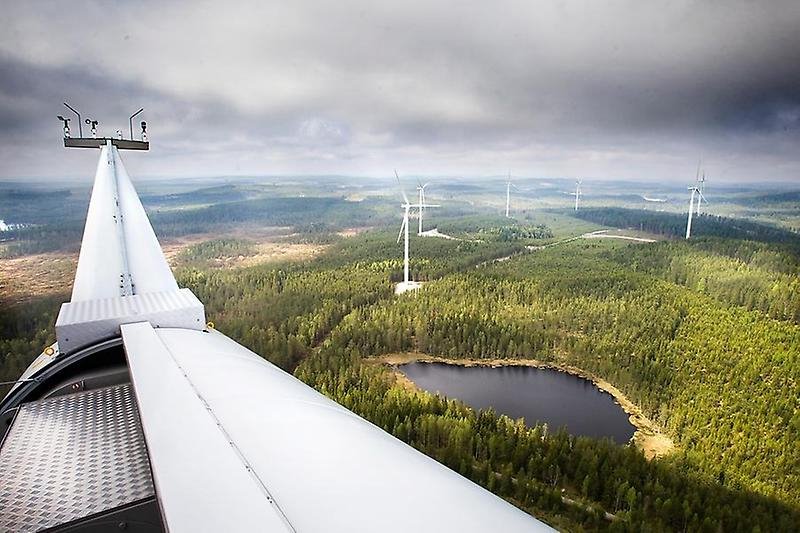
<box><xmin>1</xmin><ymin>205</ymin><xmax>800</xmax><ymax>531</ymax></box>
<box><xmin>606</xmin><ymin>238</ymin><xmax>800</xmax><ymax>322</ymax></box>
<box><xmin>570</xmin><ymin>207</ymin><xmax>800</xmax><ymax>252</ymax></box>
<box><xmin>0</xmin><ymin>184</ymin><xmax>393</xmax><ymax>257</ymax></box>
<box><xmin>151</xmin><ymin>221</ymin><xmax>800</xmax><ymax>529</ymax></box>
<box><xmin>182</xmin><ymin>227</ymin><xmax>800</xmax><ymax>530</ymax></box>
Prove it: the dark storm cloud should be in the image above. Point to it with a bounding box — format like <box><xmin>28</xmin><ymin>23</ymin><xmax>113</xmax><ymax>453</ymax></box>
<box><xmin>0</xmin><ymin>54</ymin><xmax>334</xmax><ymax>178</ymax></box>
<box><xmin>0</xmin><ymin>0</ymin><xmax>798</xmax><ymax>181</ymax></box>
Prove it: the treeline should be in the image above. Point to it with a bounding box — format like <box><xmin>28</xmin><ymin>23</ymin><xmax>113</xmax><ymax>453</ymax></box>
<box><xmin>0</xmin><ymin>186</ymin><xmax>88</xmax><ymax>226</ymax></box>
<box><xmin>0</xmin><ymin>294</ymin><xmax>64</xmax><ymax>396</ymax></box>
<box><xmin>297</xmin><ymin>346</ymin><xmax>800</xmax><ymax>532</ymax></box>
<box><xmin>0</xmin><ymin>192</ymin><xmax>394</xmax><ymax>257</ymax></box>
<box><xmin>178</xmin><ymin>264</ymin><xmax>393</xmax><ymax>370</ymax></box>
<box><xmin>176</xmin><ymin>232</ymin><xmax>524</xmax><ymax>370</ymax></box>
<box><xmin>686</xmin><ymin>238</ymin><xmax>800</xmax><ymax>275</ymax></box>
<box><xmin>569</xmin><ymin>207</ymin><xmax>800</xmax><ymax>250</ymax></box>
<box><xmin>607</xmin><ymin>239</ymin><xmax>800</xmax><ymax>322</ymax></box>
<box><xmin>0</xmin><ymin>222</ymin><xmax>84</xmax><ymax>258</ymax></box>
<box><xmin>140</xmin><ymin>184</ymin><xmax>247</xmax><ymax>206</ymax></box>
<box><xmin>320</xmin><ymin>242</ymin><xmax>800</xmax><ymax>508</ymax></box>
<box><xmin>174</xmin><ymin>238</ymin><xmax>258</xmax><ymax>268</ymax></box>
<box><xmin>151</xmin><ymin>196</ymin><xmax>390</xmax><ymax>238</ymax></box>
<box><xmin>484</xmin><ymin>224</ymin><xmax>554</xmax><ymax>242</ymax></box>
<box><xmin>731</xmin><ymin>190</ymin><xmax>800</xmax><ymax>207</ymax></box>
<box><xmin>436</xmin><ymin>216</ymin><xmax>554</xmax><ymax>242</ymax></box>
<box><xmin>313</xmin><ymin>229</ymin><xmax>523</xmax><ymax>281</ymax></box>
<box><xmin>0</xmin><ymin>185</ymin><xmax>89</xmax><ymax>257</ymax></box>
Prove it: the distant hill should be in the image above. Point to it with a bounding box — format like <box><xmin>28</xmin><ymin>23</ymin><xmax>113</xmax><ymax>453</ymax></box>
<box><xmin>568</xmin><ymin>207</ymin><xmax>800</xmax><ymax>247</ymax></box>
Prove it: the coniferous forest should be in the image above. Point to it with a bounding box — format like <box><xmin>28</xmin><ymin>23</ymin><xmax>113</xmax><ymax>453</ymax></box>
<box><xmin>2</xmin><ymin>205</ymin><xmax>800</xmax><ymax>531</ymax></box>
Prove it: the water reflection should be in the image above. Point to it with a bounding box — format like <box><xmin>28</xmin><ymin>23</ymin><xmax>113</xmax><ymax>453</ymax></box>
<box><xmin>400</xmin><ymin>362</ymin><xmax>635</xmax><ymax>443</ymax></box>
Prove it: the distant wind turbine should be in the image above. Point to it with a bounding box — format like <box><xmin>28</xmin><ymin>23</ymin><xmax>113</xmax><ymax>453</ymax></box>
<box><xmin>571</xmin><ymin>180</ymin><xmax>583</xmax><ymax>211</ymax></box>
<box><xmin>394</xmin><ymin>171</ymin><xmax>427</xmax><ymax>294</ymax></box>
<box><xmin>505</xmin><ymin>172</ymin><xmax>518</xmax><ymax>218</ymax></box>
<box><xmin>417</xmin><ymin>182</ymin><xmax>428</xmax><ymax>234</ymax></box>
<box><xmin>685</xmin><ymin>175</ymin><xmax>708</xmax><ymax>240</ymax></box>
<box><xmin>695</xmin><ymin>168</ymin><xmax>707</xmax><ymax>215</ymax></box>
<box><xmin>416</xmin><ymin>181</ymin><xmax>440</xmax><ymax>234</ymax></box>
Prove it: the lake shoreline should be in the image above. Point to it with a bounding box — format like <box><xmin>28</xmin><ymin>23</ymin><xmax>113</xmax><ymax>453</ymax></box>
<box><xmin>372</xmin><ymin>352</ymin><xmax>674</xmax><ymax>460</ymax></box>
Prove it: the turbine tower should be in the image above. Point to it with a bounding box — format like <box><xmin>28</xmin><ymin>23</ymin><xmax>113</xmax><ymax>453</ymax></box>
<box><xmin>505</xmin><ymin>172</ymin><xmax>517</xmax><ymax>218</ymax></box>
<box><xmin>416</xmin><ymin>181</ymin><xmax>430</xmax><ymax>234</ymax></box>
<box><xmin>415</xmin><ymin>182</ymin><xmax>440</xmax><ymax>235</ymax></box>
<box><xmin>572</xmin><ymin>180</ymin><xmax>583</xmax><ymax>211</ymax></box>
<box><xmin>685</xmin><ymin>185</ymin><xmax>698</xmax><ymax>239</ymax></box>
<box><xmin>685</xmin><ymin>163</ymin><xmax>709</xmax><ymax>239</ymax></box>
<box><xmin>685</xmin><ymin>184</ymin><xmax>707</xmax><ymax>239</ymax></box>
<box><xmin>505</xmin><ymin>179</ymin><xmax>511</xmax><ymax>218</ymax></box>
<box><xmin>395</xmin><ymin>171</ymin><xmax>417</xmax><ymax>294</ymax></box>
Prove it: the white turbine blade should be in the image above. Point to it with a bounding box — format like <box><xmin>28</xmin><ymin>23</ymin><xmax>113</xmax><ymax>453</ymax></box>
<box><xmin>698</xmin><ymin>190</ymin><xmax>708</xmax><ymax>204</ymax></box>
<box><xmin>121</xmin><ymin>322</ymin><xmax>548</xmax><ymax>533</ymax></box>
<box><xmin>397</xmin><ymin>216</ymin><xmax>407</xmax><ymax>243</ymax></box>
<box><xmin>395</xmin><ymin>170</ymin><xmax>410</xmax><ymax>204</ymax></box>
<box><xmin>72</xmin><ymin>143</ymin><xmax>177</xmax><ymax>302</ymax></box>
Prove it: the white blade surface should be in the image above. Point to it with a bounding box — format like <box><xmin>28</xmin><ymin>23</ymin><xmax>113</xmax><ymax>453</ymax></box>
<box><xmin>72</xmin><ymin>145</ymin><xmax>127</xmax><ymax>300</ymax></box>
<box><xmin>113</xmin><ymin>147</ymin><xmax>177</xmax><ymax>295</ymax></box>
<box><xmin>122</xmin><ymin>323</ymin><xmax>549</xmax><ymax>533</ymax></box>
<box><xmin>72</xmin><ymin>144</ymin><xmax>176</xmax><ymax>302</ymax></box>
<box><xmin>122</xmin><ymin>322</ymin><xmax>292</xmax><ymax>532</ymax></box>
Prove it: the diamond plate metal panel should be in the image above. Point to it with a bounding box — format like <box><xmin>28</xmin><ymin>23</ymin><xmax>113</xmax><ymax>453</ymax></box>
<box><xmin>0</xmin><ymin>384</ymin><xmax>155</xmax><ymax>532</ymax></box>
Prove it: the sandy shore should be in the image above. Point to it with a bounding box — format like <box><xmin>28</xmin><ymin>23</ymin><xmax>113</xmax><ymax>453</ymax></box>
<box><xmin>372</xmin><ymin>352</ymin><xmax>674</xmax><ymax>459</ymax></box>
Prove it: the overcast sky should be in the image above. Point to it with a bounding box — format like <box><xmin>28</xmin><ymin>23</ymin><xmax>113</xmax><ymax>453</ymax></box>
<box><xmin>1</xmin><ymin>1</ymin><xmax>798</xmax><ymax>183</ymax></box>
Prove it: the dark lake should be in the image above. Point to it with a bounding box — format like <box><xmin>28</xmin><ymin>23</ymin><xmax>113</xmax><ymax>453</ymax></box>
<box><xmin>399</xmin><ymin>362</ymin><xmax>635</xmax><ymax>444</ymax></box>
